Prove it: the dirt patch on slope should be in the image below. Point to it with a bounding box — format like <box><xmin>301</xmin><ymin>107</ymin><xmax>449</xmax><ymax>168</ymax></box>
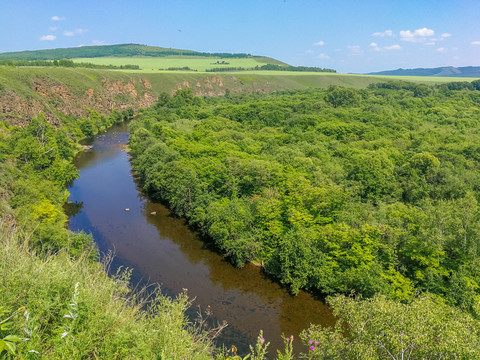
<box><xmin>1</xmin><ymin>75</ymin><xmax>159</xmax><ymax>128</ymax></box>
<box><xmin>0</xmin><ymin>90</ymin><xmax>58</xmax><ymax>127</ymax></box>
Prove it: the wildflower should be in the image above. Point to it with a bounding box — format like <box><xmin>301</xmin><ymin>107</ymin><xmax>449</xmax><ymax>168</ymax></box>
<box><xmin>309</xmin><ymin>339</ymin><xmax>313</xmax><ymax>345</ymax></box>
<box><xmin>260</xmin><ymin>337</ymin><xmax>265</xmax><ymax>344</ymax></box>
<box><xmin>310</xmin><ymin>345</ymin><xmax>315</xmax><ymax>351</ymax></box>
<box><xmin>315</xmin><ymin>341</ymin><xmax>319</xmax><ymax>346</ymax></box>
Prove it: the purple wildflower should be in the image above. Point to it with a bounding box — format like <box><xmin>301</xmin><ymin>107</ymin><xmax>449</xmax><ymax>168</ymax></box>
<box><xmin>310</xmin><ymin>345</ymin><xmax>315</xmax><ymax>351</ymax></box>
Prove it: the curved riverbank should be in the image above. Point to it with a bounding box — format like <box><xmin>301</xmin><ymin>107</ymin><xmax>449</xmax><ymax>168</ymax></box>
<box><xmin>68</xmin><ymin>123</ymin><xmax>335</xmax><ymax>354</ymax></box>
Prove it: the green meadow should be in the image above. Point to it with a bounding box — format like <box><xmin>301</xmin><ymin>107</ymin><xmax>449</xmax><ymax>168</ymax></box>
<box><xmin>72</xmin><ymin>56</ymin><xmax>285</xmax><ymax>72</ymax></box>
<box><xmin>69</xmin><ymin>57</ymin><xmax>476</xmax><ymax>87</ymax></box>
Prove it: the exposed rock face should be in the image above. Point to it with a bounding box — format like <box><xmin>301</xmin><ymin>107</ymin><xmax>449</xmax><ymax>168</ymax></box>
<box><xmin>102</xmin><ymin>79</ymin><xmax>138</xmax><ymax>98</ymax></box>
<box><xmin>0</xmin><ymin>74</ymin><xmax>158</xmax><ymax>127</ymax></box>
<box><xmin>0</xmin><ymin>89</ymin><xmax>54</xmax><ymax>127</ymax></box>
<box><xmin>0</xmin><ymin>68</ymin><xmax>281</xmax><ymax>128</ymax></box>
<box><xmin>174</xmin><ymin>76</ymin><xmax>227</xmax><ymax>96</ymax></box>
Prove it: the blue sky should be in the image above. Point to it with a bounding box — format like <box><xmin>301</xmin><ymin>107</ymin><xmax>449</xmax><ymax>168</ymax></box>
<box><xmin>1</xmin><ymin>0</ymin><xmax>479</xmax><ymax>73</ymax></box>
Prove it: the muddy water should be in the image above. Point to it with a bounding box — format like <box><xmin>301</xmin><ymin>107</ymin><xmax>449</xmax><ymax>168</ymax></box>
<box><xmin>68</xmin><ymin>123</ymin><xmax>335</xmax><ymax>355</ymax></box>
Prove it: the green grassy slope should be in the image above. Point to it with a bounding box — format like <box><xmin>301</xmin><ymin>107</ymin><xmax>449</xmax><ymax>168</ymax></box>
<box><xmin>0</xmin><ymin>65</ymin><xmax>472</xmax><ymax>128</ymax></box>
<box><xmin>71</xmin><ymin>56</ymin><xmax>286</xmax><ymax>72</ymax></box>
<box><xmin>0</xmin><ymin>221</ymin><xmax>217</xmax><ymax>359</ymax></box>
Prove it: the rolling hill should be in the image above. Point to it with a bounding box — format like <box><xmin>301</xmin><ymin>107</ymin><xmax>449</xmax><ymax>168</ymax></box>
<box><xmin>1</xmin><ymin>44</ymin><xmax>477</xmax><ymax>128</ymax></box>
<box><xmin>0</xmin><ymin>43</ymin><xmax>287</xmax><ymax>66</ymax></box>
<box><xmin>367</xmin><ymin>66</ymin><xmax>480</xmax><ymax>78</ymax></box>
<box><xmin>0</xmin><ymin>43</ymin><xmax>248</xmax><ymax>60</ymax></box>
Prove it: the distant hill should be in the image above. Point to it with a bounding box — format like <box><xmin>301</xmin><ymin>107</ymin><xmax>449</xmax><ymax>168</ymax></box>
<box><xmin>367</xmin><ymin>66</ymin><xmax>480</xmax><ymax>78</ymax></box>
<box><xmin>0</xmin><ymin>43</ymin><xmax>283</xmax><ymax>62</ymax></box>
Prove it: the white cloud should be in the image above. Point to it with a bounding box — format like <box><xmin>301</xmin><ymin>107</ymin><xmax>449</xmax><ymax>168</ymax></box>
<box><xmin>305</xmin><ymin>49</ymin><xmax>314</xmax><ymax>54</ymax></box>
<box><xmin>313</xmin><ymin>40</ymin><xmax>325</xmax><ymax>46</ymax></box>
<box><xmin>471</xmin><ymin>41</ymin><xmax>480</xmax><ymax>45</ymax></box>
<box><xmin>40</xmin><ymin>35</ymin><xmax>56</xmax><ymax>41</ymax></box>
<box><xmin>369</xmin><ymin>43</ymin><xmax>401</xmax><ymax>52</ymax></box>
<box><xmin>369</xmin><ymin>42</ymin><xmax>380</xmax><ymax>51</ymax></box>
<box><xmin>441</xmin><ymin>33</ymin><xmax>451</xmax><ymax>38</ymax></box>
<box><xmin>400</xmin><ymin>27</ymin><xmax>435</xmax><ymax>42</ymax></box>
<box><xmin>64</xmin><ymin>28</ymin><xmax>88</xmax><ymax>37</ymax></box>
<box><xmin>436</xmin><ymin>47</ymin><xmax>446</xmax><ymax>52</ymax></box>
<box><xmin>51</xmin><ymin>16</ymin><xmax>65</xmax><ymax>21</ymax></box>
<box><xmin>372</xmin><ymin>30</ymin><xmax>393</xmax><ymax>37</ymax></box>
<box><xmin>415</xmin><ymin>28</ymin><xmax>435</xmax><ymax>37</ymax></box>
<box><xmin>384</xmin><ymin>44</ymin><xmax>402</xmax><ymax>50</ymax></box>
<box><xmin>49</xmin><ymin>26</ymin><xmax>58</xmax><ymax>31</ymax></box>
<box><xmin>317</xmin><ymin>53</ymin><xmax>330</xmax><ymax>59</ymax></box>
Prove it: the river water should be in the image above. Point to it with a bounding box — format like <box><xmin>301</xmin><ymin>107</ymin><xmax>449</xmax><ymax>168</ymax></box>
<box><xmin>68</xmin><ymin>123</ymin><xmax>335</xmax><ymax>355</ymax></box>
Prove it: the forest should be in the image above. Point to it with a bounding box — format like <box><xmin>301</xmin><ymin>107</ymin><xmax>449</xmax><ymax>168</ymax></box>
<box><xmin>0</xmin><ymin>59</ymin><xmax>140</xmax><ymax>70</ymax></box>
<box><xmin>129</xmin><ymin>80</ymin><xmax>480</xmax><ymax>309</ymax></box>
<box><xmin>0</xmin><ymin>108</ymin><xmax>221</xmax><ymax>359</ymax></box>
<box><xmin>4</xmin><ymin>76</ymin><xmax>480</xmax><ymax>358</ymax></box>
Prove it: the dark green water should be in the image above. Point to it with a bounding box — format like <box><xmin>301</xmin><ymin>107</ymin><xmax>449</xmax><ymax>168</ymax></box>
<box><xmin>68</xmin><ymin>123</ymin><xmax>335</xmax><ymax>355</ymax></box>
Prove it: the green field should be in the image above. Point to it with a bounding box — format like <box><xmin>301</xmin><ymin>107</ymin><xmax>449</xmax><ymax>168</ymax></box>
<box><xmin>70</xmin><ymin>57</ymin><xmax>478</xmax><ymax>86</ymax></box>
<box><xmin>72</xmin><ymin>56</ymin><xmax>285</xmax><ymax>72</ymax></box>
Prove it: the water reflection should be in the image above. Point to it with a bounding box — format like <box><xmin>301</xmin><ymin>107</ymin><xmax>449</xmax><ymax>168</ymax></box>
<box><xmin>68</xmin><ymin>123</ymin><xmax>335</xmax><ymax>355</ymax></box>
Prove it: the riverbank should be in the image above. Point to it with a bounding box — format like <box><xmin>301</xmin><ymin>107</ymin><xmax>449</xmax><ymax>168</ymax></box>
<box><xmin>68</xmin><ymin>122</ymin><xmax>335</xmax><ymax>355</ymax></box>
<box><xmin>0</xmin><ymin>112</ymin><xmax>229</xmax><ymax>358</ymax></box>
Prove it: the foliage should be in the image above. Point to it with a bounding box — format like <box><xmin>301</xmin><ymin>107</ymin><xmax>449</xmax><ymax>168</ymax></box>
<box><xmin>0</xmin><ymin>43</ymin><xmax>253</xmax><ymax>61</ymax></box>
<box><xmin>206</xmin><ymin>64</ymin><xmax>336</xmax><ymax>73</ymax></box>
<box><xmin>300</xmin><ymin>293</ymin><xmax>480</xmax><ymax>359</ymax></box>
<box><xmin>130</xmin><ymin>82</ymin><xmax>480</xmax><ymax>310</ymax></box>
<box><xmin>0</xmin><ymin>306</ymin><xmax>23</xmax><ymax>357</ymax></box>
<box><xmin>0</xmin><ymin>58</ymin><xmax>140</xmax><ymax>70</ymax></box>
<box><xmin>0</xmin><ymin>104</ymin><xmax>234</xmax><ymax>359</ymax></box>
<box><xmin>0</xmin><ymin>221</ymin><xmax>218</xmax><ymax>359</ymax></box>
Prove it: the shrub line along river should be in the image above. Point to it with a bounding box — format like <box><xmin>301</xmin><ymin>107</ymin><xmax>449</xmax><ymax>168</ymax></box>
<box><xmin>67</xmin><ymin>122</ymin><xmax>335</xmax><ymax>355</ymax></box>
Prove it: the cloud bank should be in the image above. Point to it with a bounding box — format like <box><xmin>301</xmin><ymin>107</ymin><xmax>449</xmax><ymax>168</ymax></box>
<box><xmin>400</xmin><ymin>27</ymin><xmax>435</xmax><ymax>42</ymax></box>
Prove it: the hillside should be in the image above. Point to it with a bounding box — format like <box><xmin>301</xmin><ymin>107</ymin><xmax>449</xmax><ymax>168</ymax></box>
<box><xmin>0</xmin><ymin>43</ymin><xmax>256</xmax><ymax>60</ymax></box>
<box><xmin>1</xmin><ymin>44</ymin><xmax>476</xmax><ymax>128</ymax></box>
<box><xmin>0</xmin><ymin>65</ymin><xmax>386</xmax><ymax>127</ymax></box>
<box><xmin>0</xmin><ymin>44</ymin><xmax>321</xmax><ymax>73</ymax></box>
<box><xmin>367</xmin><ymin>66</ymin><xmax>480</xmax><ymax>78</ymax></box>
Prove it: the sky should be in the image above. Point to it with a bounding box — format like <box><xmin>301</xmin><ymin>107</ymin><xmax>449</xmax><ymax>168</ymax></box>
<box><xmin>1</xmin><ymin>0</ymin><xmax>479</xmax><ymax>73</ymax></box>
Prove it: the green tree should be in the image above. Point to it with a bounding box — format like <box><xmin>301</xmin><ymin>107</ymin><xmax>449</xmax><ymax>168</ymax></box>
<box><xmin>301</xmin><ymin>293</ymin><xmax>480</xmax><ymax>359</ymax></box>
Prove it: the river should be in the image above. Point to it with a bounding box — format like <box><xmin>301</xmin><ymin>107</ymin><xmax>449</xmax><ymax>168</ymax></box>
<box><xmin>67</xmin><ymin>122</ymin><xmax>335</xmax><ymax>355</ymax></box>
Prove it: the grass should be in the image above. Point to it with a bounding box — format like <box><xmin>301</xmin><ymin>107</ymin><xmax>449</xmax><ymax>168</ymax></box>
<box><xmin>0</xmin><ymin>218</ymin><xmax>220</xmax><ymax>359</ymax></box>
<box><xmin>72</xmin><ymin>56</ymin><xmax>275</xmax><ymax>72</ymax></box>
<box><xmin>1</xmin><ymin>64</ymin><xmax>477</xmax><ymax>130</ymax></box>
